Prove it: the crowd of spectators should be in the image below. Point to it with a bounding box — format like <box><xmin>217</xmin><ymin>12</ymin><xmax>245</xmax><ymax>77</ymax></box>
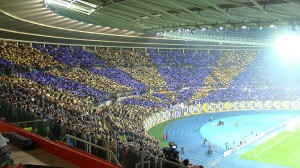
<box><xmin>214</xmin><ymin>51</ymin><xmax>256</xmax><ymax>86</ymax></box>
<box><xmin>90</xmin><ymin>67</ymin><xmax>146</xmax><ymax>94</ymax></box>
<box><xmin>189</xmin><ymin>51</ymin><xmax>257</xmax><ymax>104</ymax></box>
<box><xmin>0</xmin><ymin>58</ymin><xmax>14</xmax><ymax>75</ymax></box>
<box><xmin>157</xmin><ymin>67</ymin><xmax>211</xmax><ymax>90</ymax></box>
<box><xmin>0</xmin><ymin>75</ymin><xmax>93</xmax><ymax>115</ymax></box>
<box><xmin>148</xmin><ymin>49</ymin><xmax>220</xmax><ymax>67</ymax></box>
<box><xmin>33</xmin><ymin>44</ymin><xmax>105</xmax><ymax>68</ymax></box>
<box><xmin>106</xmin><ymin>103</ymin><xmax>160</xmax><ymax>133</ymax></box>
<box><xmin>97</xmin><ymin>49</ymin><xmax>152</xmax><ymax>67</ymax></box>
<box><xmin>151</xmin><ymin>92</ymin><xmax>174</xmax><ymax>102</ymax></box>
<box><xmin>176</xmin><ymin>89</ymin><xmax>198</xmax><ymax>103</ymax></box>
<box><xmin>0</xmin><ymin>43</ymin><xmax>60</xmax><ymax>71</ymax></box>
<box><xmin>119</xmin><ymin>67</ymin><xmax>167</xmax><ymax>90</ymax></box>
<box><xmin>17</xmin><ymin>70</ymin><xmax>108</xmax><ymax>107</ymax></box>
<box><xmin>48</xmin><ymin>68</ymin><xmax>131</xmax><ymax>95</ymax></box>
<box><xmin>119</xmin><ymin>95</ymin><xmax>169</xmax><ymax>108</ymax></box>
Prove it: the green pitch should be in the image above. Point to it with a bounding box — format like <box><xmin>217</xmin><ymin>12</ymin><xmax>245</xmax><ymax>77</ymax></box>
<box><xmin>240</xmin><ymin>129</ymin><xmax>300</xmax><ymax>168</ymax></box>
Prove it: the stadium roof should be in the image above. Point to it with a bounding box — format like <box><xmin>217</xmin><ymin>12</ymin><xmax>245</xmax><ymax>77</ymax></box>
<box><xmin>0</xmin><ymin>0</ymin><xmax>299</xmax><ymax>48</ymax></box>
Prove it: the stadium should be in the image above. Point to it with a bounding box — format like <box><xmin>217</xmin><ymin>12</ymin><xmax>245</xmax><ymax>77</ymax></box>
<box><xmin>0</xmin><ymin>0</ymin><xmax>300</xmax><ymax>168</ymax></box>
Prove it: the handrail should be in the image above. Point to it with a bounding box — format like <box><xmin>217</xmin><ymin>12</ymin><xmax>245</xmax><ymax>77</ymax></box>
<box><xmin>60</xmin><ymin>134</ymin><xmax>121</xmax><ymax>167</ymax></box>
<box><xmin>16</xmin><ymin>120</ymin><xmax>42</xmax><ymax>125</ymax></box>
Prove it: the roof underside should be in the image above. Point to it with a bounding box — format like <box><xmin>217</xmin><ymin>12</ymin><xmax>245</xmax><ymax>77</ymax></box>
<box><xmin>0</xmin><ymin>0</ymin><xmax>299</xmax><ymax>48</ymax></box>
<box><xmin>45</xmin><ymin>0</ymin><xmax>300</xmax><ymax>34</ymax></box>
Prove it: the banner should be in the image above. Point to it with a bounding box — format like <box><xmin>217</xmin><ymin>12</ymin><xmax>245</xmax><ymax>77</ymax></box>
<box><xmin>144</xmin><ymin>100</ymin><xmax>300</xmax><ymax>131</ymax></box>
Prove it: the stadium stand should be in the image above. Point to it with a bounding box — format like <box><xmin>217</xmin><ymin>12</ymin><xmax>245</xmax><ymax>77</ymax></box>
<box><xmin>2</xmin><ymin>38</ymin><xmax>300</xmax><ymax>167</ymax></box>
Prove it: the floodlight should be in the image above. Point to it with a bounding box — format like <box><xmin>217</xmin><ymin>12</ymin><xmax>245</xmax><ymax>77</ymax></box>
<box><xmin>45</xmin><ymin>0</ymin><xmax>95</xmax><ymax>15</ymax></box>
<box><xmin>273</xmin><ymin>34</ymin><xmax>300</xmax><ymax>60</ymax></box>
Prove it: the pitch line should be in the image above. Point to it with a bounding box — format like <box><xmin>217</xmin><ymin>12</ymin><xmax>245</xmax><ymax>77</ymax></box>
<box><xmin>254</xmin><ymin>131</ymin><xmax>293</xmax><ymax>158</ymax></box>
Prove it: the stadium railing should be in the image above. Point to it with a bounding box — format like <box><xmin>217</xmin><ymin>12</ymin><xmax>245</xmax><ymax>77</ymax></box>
<box><xmin>61</xmin><ymin>134</ymin><xmax>121</xmax><ymax>167</ymax></box>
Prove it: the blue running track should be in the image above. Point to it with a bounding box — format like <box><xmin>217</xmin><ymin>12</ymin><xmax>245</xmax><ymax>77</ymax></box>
<box><xmin>164</xmin><ymin>110</ymin><xmax>300</xmax><ymax>168</ymax></box>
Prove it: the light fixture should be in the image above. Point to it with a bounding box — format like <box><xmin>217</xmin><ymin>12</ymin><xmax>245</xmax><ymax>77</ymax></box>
<box><xmin>270</xmin><ymin>24</ymin><xmax>275</xmax><ymax>28</ymax></box>
<box><xmin>45</xmin><ymin>0</ymin><xmax>97</xmax><ymax>15</ymax></box>
<box><xmin>219</xmin><ymin>26</ymin><xmax>224</xmax><ymax>30</ymax></box>
<box><xmin>157</xmin><ymin>26</ymin><xmax>271</xmax><ymax>46</ymax></box>
<box><xmin>242</xmin><ymin>25</ymin><xmax>247</xmax><ymax>29</ymax></box>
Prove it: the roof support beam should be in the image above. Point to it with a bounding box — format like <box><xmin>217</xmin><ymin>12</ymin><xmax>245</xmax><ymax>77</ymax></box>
<box><xmin>133</xmin><ymin>0</ymin><xmax>193</xmax><ymax>24</ymax></box>
<box><xmin>249</xmin><ymin>0</ymin><xmax>276</xmax><ymax>19</ymax></box>
<box><xmin>224</xmin><ymin>0</ymin><xmax>293</xmax><ymax>19</ymax></box>
<box><xmin>113</xmin><ymin>3</ymin><xmax>178</xmax><ymax>26</ymax></box>
<box><xmin>92</xmin><ymin>9</ymin><xmax>156</xmax><ymax>28</ymax></box>
<box><xmin>162</xmin><ymin>0</ymin><xmax>219</xmax><ymax>23</ymax></box>
<box><xmin>200</xmin><ymin>0</ymin><xmax>246</xmax><ymax>21</ymax></box>
<box><xmin>186</xmin><ymin>0</ymin><xmax>259</xmax><ymax>21</ymax></box>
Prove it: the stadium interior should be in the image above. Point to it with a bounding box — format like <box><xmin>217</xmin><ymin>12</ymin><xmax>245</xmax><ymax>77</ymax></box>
<box><xmin>1</xmin><ymin>0</ymin><xmax>300</xmax><ymax>168</ymax></box>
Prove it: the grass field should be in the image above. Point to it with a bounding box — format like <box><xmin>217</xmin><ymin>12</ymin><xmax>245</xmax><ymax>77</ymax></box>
<box><xmin>240</xmin><ymin>129</ymin><xmax>300</xmax><ymax>168</ymax></box>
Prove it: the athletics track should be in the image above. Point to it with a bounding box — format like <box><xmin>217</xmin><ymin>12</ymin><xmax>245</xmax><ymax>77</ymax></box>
<box><xmin>163</xmin><ymin>110</ymin><xmax>300</xmax><ymax>168</ymax></box>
